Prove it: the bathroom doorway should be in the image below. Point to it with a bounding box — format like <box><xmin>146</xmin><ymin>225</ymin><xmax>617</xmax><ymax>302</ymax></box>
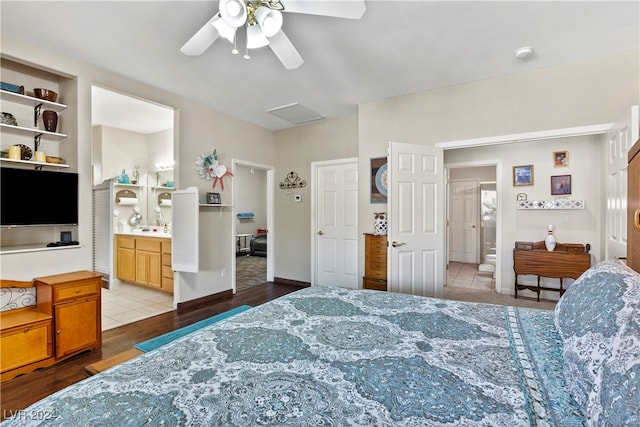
<box><xmin>446</xmin><ymin>165</ymin><xmax>498</xmax><ymax>291</ymax></box>
<box><xmin>91</xmin><ymin>85</ymin><xmax>176</xmax><ymax>330</ymax></box>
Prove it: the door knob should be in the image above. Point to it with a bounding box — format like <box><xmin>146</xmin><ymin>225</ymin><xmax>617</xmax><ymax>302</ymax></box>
<box><xmin>317</xmin><ymin>230</ymin><xmax>324</xmax><ymax>235</ymax></box>
<box><xmin>391</xmin><ymin>241</ymin><xmax>405</xmax><ymax>247</ymax></box>
<box><xmin>471</xmin><ymin>225</ymin><xmax>476</xmax><ymax>228</ymax></box>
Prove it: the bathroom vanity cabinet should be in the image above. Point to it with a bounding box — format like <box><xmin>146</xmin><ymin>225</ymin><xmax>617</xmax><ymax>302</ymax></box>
<box><xmin>116</xmin><ymin>234</ymin><xmax>173</xmax><ymax>293</ymax></box>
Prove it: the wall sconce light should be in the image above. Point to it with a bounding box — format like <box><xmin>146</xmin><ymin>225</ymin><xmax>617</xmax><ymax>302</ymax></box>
<box><xmin>155</xmin><ymin>160</ymin><xmax>175</xmax><ymax>170</ymax></box>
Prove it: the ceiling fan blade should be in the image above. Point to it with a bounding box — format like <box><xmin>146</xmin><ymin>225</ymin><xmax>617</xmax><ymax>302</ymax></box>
<box><xmin>279</xmin><ymin>0</ymin><xmax>366</xmax><ymax>19</ymax></box>
<box><xmin>268</xmin><ymin>30</ymin><xmax>304</xmax><ymax>70</ymax></box>
<box><xmin>180</xmin><ymin>15</ymin><xmax>221</xmax><ymax>56</ymax></box>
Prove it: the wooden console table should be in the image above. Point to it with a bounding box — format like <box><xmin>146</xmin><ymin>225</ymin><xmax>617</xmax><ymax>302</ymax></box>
<box><xmin>513</xmin><ymin>241</ymin><xmax>590</xmax><ymax>301</ymax></box>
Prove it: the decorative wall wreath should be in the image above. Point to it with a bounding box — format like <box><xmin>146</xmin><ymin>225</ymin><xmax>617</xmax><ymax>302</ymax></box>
<box><xmin>195</xmin><ymin>149</ymin><xmax>233</xmax><ymax>189</ymax></box>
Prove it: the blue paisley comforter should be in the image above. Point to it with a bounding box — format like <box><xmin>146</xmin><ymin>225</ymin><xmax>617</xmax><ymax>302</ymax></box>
<box><xmin>3</xmin><ymin>286</ymin><xmax>584</xmax><ymax>426</ymax></box>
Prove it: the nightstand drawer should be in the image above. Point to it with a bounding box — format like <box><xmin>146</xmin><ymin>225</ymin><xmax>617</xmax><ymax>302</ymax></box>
<box><xmin>53</xmin><ymin>280</ymin><xmax>99</xmax><ymax>303</ymax></box>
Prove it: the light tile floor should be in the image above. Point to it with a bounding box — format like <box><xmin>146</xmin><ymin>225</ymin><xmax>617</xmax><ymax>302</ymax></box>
<box><xmin>447</xmin><ymin>261</ymin><xmax>494</xmax><ymax>291</ymax></box>
<box><xmin>101</xmin><ymin>283</ymin><xmax>174</xmax><ymax>331</ymax></box>
<box><xmin>445</xmin><ymin>261</ymin><xmax>556</xmax><ymax>310</ymax></box>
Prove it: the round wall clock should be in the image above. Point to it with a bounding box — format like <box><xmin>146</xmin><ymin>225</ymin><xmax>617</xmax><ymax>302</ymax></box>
<box><xmin>517</xmin><ymin>193</ymin><xmax>528</xmax><ymax>201</ymax></box>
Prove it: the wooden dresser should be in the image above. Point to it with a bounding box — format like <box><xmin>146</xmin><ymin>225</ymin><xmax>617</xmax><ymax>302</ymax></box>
<box><xmin>363</xmin><ymin>233</ymin><xmax>387</xmax><ymax>291</ymax></box>
<box><xmin>628</xmin><ymin>138</ymin><xmax>640</xmax><ymax>273</ymax></box>
<box><xmin>513</xmin><ymin>241</ymin><xmax>590</xmax><ymax>301</ymax></box>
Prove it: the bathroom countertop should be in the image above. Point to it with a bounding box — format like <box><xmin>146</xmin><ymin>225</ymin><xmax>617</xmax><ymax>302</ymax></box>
<box><xmin>116</xmin><ymin>230</ymin><xmax>171</xmax><ymax>239</ymax></box>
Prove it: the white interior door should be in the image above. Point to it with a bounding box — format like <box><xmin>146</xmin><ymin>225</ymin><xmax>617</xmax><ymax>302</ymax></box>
<box><xmin>313</xmin><ymin>159</ymin><xmax>359</xmax><ymax>288</ymax></box>
<box><xmin>606</xmin><ymin>105</ymin><xmax>639</xmax><ymax>260</ymax></box>
<box><xmin>388</xmin><ymin>142</ymin><xmax>444</xmax><ymax>297</ymax></box>
<box><xmin>448</xmin><ymin>179</ymin><xmax>479</xmax><ymax>264</ymax></box>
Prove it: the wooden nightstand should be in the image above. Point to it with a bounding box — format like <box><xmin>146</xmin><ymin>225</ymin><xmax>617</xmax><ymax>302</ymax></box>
<box><xmin>36</xmin><ymin>271</ymin><xmax>102</xmax><ymax>361</ymax></box>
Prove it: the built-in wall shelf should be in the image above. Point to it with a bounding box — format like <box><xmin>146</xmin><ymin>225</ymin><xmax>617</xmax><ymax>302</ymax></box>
<box><xmin>0</xmin><ymin>243</ymin><xmax>82</xmax><ymax>255</ymax></box>
<box><xmin>516</xmin><ymin>199</ymin><xmax>585</xmax><ymax>210</ymax></box>
<box><xmin>114</xmin><ymin>183</ymin><xmax>144</xmax><ymax>188</ymax></box>
<box><xmin>199</xmin><ymin>203</ymin><xmax>232</xmax><ymax>207</ymax></box>
<box><xmin>0</xmin><ymin>90</ymin><xmax>68</xmax><ymax>112</ymax></box>
<box><xmin>152</xmin><ymin>186</ymin><xmax>175</xmax><ymax>191</ymax></box>
<box><xmin>0</xmin><ymin>158</ymin><xmax>69</xmax><ymax>168</ymax></box>
<box><xmin>0</xmin><ymin>123</ymin><xmax>67</xmax><ymax>140</ymax></box>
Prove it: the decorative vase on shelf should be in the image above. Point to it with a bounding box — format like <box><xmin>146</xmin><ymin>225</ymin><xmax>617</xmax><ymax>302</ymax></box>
<box><xmin>374</xmin><ymin>212</ymin><xmax>388</xmax><ymax>235</ymax></box>
<box><xmin>545</xmin><ymin>224</ymin><xmax>556</xmax><ymax>251</ymax></box>
<box><xmin>42</xmin><ymin>110</ymin><xmax>58</xmax><ymax>132</ymax></box>
<box><xmin>119</xmin><ymin>169</ymin><xmax>130</xmax><ymax>184</ymax></box>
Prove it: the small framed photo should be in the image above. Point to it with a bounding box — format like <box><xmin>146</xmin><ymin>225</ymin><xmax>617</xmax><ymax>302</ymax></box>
<box><xmin>513</xmin><ymin>165</ymin><xmax>534</xmax><ymax>186</ymax></box>
<box><xmin>553</xmin><ymin>150</ymin><xmax>569</xmax><ymax>167</ymax></box>
<box><xmin>551</xmin><ymin>175</ymin><xmax>571</xmax><ymax>195</ymax></box>
<box><xmin>206</xmin><ymin>192</ymin><xmax>221</xmax><ymax>204</ymax></box>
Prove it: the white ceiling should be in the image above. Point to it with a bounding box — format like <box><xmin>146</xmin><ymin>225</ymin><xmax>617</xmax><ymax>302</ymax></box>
<box><xmin>2</xmin><ymin>1</ymin><xmax>639</xmax><ymax>132</ymax></box>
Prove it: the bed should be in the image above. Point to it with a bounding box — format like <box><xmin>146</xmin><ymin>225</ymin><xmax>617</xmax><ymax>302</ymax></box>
<box><xmin>3</xmin><ymin>259</ymin><xmax>638</xmax><ymax>426</ymax></box>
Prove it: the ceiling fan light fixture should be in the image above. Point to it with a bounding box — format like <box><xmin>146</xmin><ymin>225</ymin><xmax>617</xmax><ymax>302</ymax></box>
<box><xmin>219</xmin><ymin>0</ymin><xmax>247</xmax><ymax>27</ymax></box>
<box><xmin>246</xmin><ymin>24</ymin><xmax>269</xmax><ymax>49</ymax></box>
<box><xmin>212</xmin><ymin>15</ymin><xmax>237</xmax><ymax>43</ymax></box>
<box><xmin>256</xmin><ymin>6</ymin><xmax>283</xmax><ymax>38</ymax></box>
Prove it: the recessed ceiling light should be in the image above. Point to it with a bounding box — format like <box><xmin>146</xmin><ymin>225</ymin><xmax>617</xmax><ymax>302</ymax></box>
<box><xmin>514</xmin><ymin>46</ymin><xmax>534</xmax><ymax>60</ymax></box>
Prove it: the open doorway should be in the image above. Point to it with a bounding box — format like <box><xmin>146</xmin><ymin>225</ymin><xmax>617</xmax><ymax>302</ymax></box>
<box><xmin>446</xmin><ymin>165</ymin><xmax>498</xmax><ymax>292</ymax></box>
<box><xmin>91</xmin><ymin>85</ymin><xmax>175</xmax><ymax>330</ymax></box>
<box><xmin>232</xmin><ymin>160</ymin><xmax>275</xmax><ymax>292</ymax></box>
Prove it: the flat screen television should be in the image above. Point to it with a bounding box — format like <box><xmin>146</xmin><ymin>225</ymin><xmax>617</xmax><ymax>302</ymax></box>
<box><xmin>1</xmin><ymin>167</ymin><xmax>79</xmax><ymax>227</ymax></box>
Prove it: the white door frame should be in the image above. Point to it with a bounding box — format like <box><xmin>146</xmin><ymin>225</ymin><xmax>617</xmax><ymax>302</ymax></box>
<box><xmin>445</xmin><ymin>161</ymin><xmax>502</xmax><ymax>292</ymax></box>
<box><xmin>231</xmin><ymin>159</ymin><xmax>275</xmax><ymax>292</ymax></box>
<box><xmin>311</xmin><ymin>157</ymin><xmax>359</xmax><ymax>286</ymax></box>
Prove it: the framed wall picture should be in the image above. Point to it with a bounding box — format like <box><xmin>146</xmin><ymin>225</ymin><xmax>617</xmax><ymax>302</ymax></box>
<box><xmin>371</xmin><ymin>157</ymin><xmax>388</xmax><ymax>203</ymax></box>
<box><xmin>553</xmin><ymin>150</ymin><xmax>569</xmax><ymax>167</ymax></box>
<box><xmin>551</xmin><ymin>175</ymin><xmax>571</xmax><ymax>195</ymax></box>
<box><xmin>513</xmin><ymin>165</ymin><xmax>534</xmax><ymax>186</ymax></box>
<box><xmin>206</xmin><ymin>192</ymin><xmax>221</xmax><ymax>204</ymax></box>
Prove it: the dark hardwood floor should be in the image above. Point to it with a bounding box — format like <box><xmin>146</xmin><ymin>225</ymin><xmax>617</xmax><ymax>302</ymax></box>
<box><xmin>1</xmin><ymin>282</ymin><xmax>304</xmax><ymax>419</ymax></box>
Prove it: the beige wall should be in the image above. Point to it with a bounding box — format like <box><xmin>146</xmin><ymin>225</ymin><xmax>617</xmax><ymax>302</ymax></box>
<box><xmin>273</xmin><ymin>115</ymin><xmax>359</xmax><ymax>282</ymax></box>
<box><xmin>358</xmin><ymin>49</ymin><xmax>638</xmax><ymax>293</ymax></box>
<box><xmin>234</xmin><ymin>166</ymin><xmax>267</xmax><ymax>235</ymax></box>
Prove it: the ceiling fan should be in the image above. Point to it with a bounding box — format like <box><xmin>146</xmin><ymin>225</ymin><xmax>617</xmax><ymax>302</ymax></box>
<box><xmin>180</xmin><ymin>0</ymin><xmax>366</xmax><ymax>69</ymax></box>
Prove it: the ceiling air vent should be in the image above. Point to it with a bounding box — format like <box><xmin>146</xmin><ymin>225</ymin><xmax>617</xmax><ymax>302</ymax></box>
<box><xmin>266</xmin><ymin>102</ymin><xmax>324</xmax><ymax>125</ymax></box>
